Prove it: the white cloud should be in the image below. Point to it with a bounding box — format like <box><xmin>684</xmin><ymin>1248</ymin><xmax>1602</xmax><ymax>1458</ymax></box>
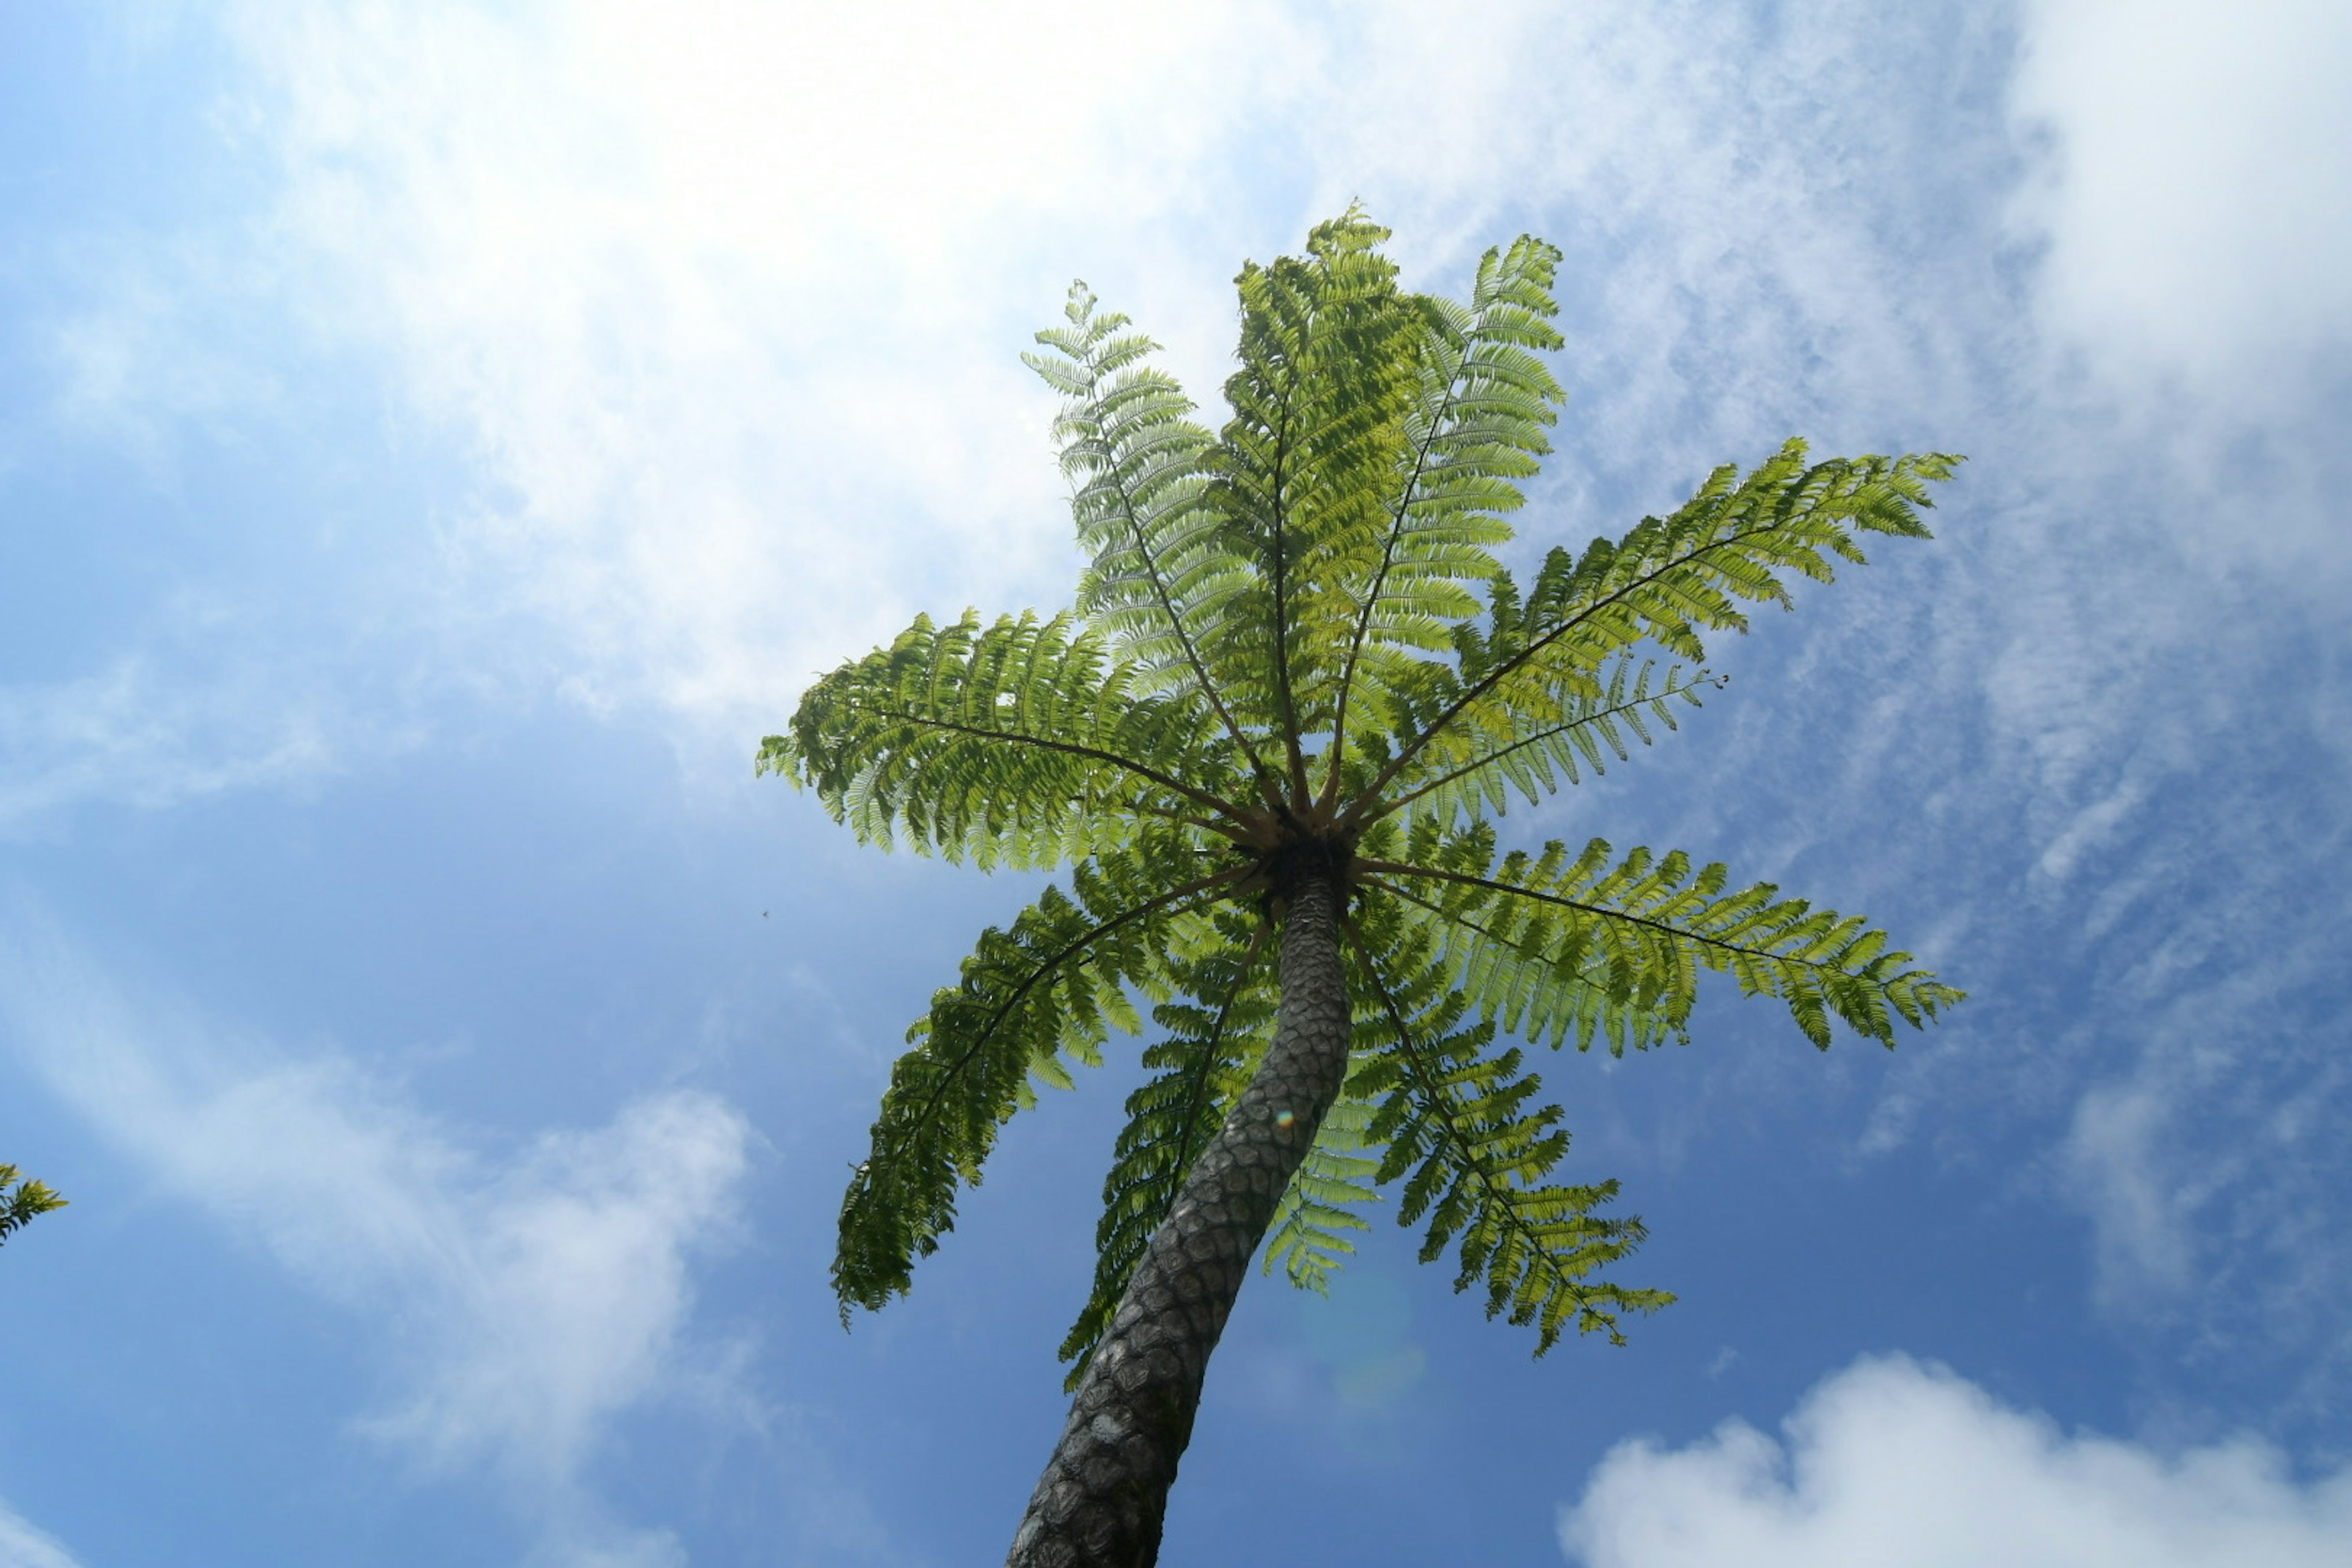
<box><xmin>2013</xmin><ymin>0</ymin><xmax>2352</xmax><ymax>388</ymax></box>
<box><xmin>2064</xmin><ymin>1077</ymin><xmax>2200</xmax><ymax>1300</ymax></box>
<box><xmin>0</xmin><ymin>652</ymin><xmax>349</xmax><ymax>834</ymax></box>
<box><xmin>2002</xmin><ymin>1</ymin><xmax>2352</xmax><ymax>586</ymax></box>
<box><xmin>194</xmin><ymin>0</ymin><xmax>2023</xmax><ymax>738</ymax></box>
<box><xmin>0</xmin><ymin>902</ymin><xmax>750</xmax><ymax>1544</ymax></box>
<box><xmin>0</xmin><ymin>1502</ymin><xmax>86</xmax><ymax>1568</ymax></box>
<box><xmin>205</xmin><ymin>0</ymin><xmax>1293</xmax><ymax>733</ymax></box>
<box><xmin>30</xmin><ymin>0</ymin><xmax>2336</xmax><ymax>763</ymax></box>
<box><xmin>1561</xmin><ymin>1355</ymin><xmax>2352</xmax><ymax>1567</ymax></box>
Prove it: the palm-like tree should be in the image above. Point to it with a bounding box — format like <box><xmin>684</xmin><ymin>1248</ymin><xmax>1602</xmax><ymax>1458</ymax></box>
<box><xmin>763</xmin><ymin>212</ymin><xmax>1961</xmax><ymax>1568</ymax></box>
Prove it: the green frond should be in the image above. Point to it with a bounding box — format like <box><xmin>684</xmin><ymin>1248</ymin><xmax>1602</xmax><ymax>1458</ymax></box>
<box><xmin>1324</xmin><ymin>234</ymin><xmax>1569</xmax><ymax>793</ymax></box>
<box><xmin>1364</xmin><ymin>818</ymin><xmax>1965</xmax><ymax>1055</ymax></box>
<box><xmin>1058</xmin><ymin>914</ymin><xmax>1275</xmax><ymax>1384</ymax></box>
<box><xmin>1025</xmin><ymin>284</ymin><xmax>1271</xmax><ymax>796</ymax></box>
<box><xmin>1355</xmin><ymin>443</ymin><xmax>1962</xmax><ymax>809</ymax></box>
<box><xmin>1260</xmin><ymin>1063</ymin><xmax>1382</xmax><ymax>1294</ymax></box>
<box><xmin>760</xmin><ymin>609</ymin><xmax>1249</xmax><ymax>869</ymax></box>
<box><xmin>0</xmin><ymin>1163</ymin><xmax>67</xmax><ymax>1246</ymax></box>
<box><xmin>1343</xmin><ymin>898</ymin><xmax>1670</xmax><ymax>1354</ymax></box>
<box><xmin>1202</xmin><ymin>208</ymin><xmax>1425</xmax><ymax>776</ymax></box>
<box><xmin>832</xmin><ymin>840</ymin><xmax>1242</xmax><ymax>1316</ymax></box>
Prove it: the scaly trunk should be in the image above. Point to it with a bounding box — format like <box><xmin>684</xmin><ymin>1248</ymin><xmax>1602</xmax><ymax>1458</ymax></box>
<box><xmin>1006</xmin><ymin>872</ymin><xmax>1352</xmax><ymax>1568</ymax></box>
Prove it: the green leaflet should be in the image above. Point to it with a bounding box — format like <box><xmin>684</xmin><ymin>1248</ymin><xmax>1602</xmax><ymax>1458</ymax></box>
<box><xmin>1321</xmin><ymin>233</ymin><xmax>1567</xmax><ymax>799</ymax></box>
<box><xmin>1206</xmin><ymin>208</ymin><xmax>1422</xmax><ymax>774</ymax></box>
<box><xmin>1348</xmin><ymin>442</ymin><xmax>1961</xmax><ymax>815</ymax></box>
<box><xmin>771</xmin><ymin>211</ymin><xmax>1965</xmax><ymax>1363</ymax></box>
<box><xmin>1023</xmin><ymin>287</ymin><xmax>1258</xmax><ymax>753</ymax></box>
<box><xmin>1370</xmin><ymin>654</ymin><xmax>1724</xmax><ymax>829</ymax></box>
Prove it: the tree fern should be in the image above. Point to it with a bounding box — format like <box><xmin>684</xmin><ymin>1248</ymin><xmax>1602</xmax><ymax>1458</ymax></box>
<box><xmin>762</xmin><ymin>211</ymin><xmax>1965</xmax><ymax>1567</ymax></box>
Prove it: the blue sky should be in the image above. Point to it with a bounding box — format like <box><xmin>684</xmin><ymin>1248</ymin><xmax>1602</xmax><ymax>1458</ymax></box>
<box><xmin>4</xmin><ymin>2</ymin><xmax>2350</xmax><ymax>1564</ymax></box>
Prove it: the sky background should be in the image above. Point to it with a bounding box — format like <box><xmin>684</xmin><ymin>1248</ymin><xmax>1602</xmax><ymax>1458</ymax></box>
<box><xmin>3</xmin><ymin>2</ymin><xmax>2350</xmax><ymax>1564</ymax></box>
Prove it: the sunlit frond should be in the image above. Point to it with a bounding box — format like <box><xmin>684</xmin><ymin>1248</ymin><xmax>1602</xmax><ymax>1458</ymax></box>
<box><xmin>1353</xmin><ymin>442</ymin><xmax>1961</xmax><ymax>813</ymax></box>
<box><xmin>1204</xmin><ymin>208</ymin><xmax>1422</xmax><ymax>788</ymax></box>
<box><xmin>762</xmin><ymin>609</ymin><xmax>1250</xmax><ymax>869</ymax></box>
<box><xmin>1025</xmin><ymin>285</ymin><xmax>1283</xmax><ymax>800</ymax></box>
<box><xmin>1324</xmin><ymin>234</ymin><xmax>1569</xmax><ymax>798</ymax></box>
<box><xmin>1366</xmin><ymin>655</ymin><xmax>1723</xmax><ymax>829</ymax></box>
<box><xmin>1363</xmin><ymin>818</ymin><xmax>1965</xmax><ymax>1054</ymax></box>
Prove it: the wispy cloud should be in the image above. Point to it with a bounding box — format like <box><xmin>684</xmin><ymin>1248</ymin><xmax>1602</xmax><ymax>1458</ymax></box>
<box><xmin>2051</xmin><ymin>867</ymin><xmax>2352</xmax><ymax>1411</ymax></box>
<box><xmin>358</xmin><ymin>1092</ymin><xmax>750</xmax><ymax>1490</ymax></box>
<box><xmin>195</xmin><ymin>1</ymin><xmax>2028</xmax><ymax>731</ymax></box>
<box><xmin>202</xmin><ymin>0</ymin><xmax>1297</xmax><ymax>732</ymax></box>
<box><xmin>1561</xmin><ymin>1355</ymin><xmax>2352</xmax><ymax>1567</ymax></box>
<box><xmin>42</xmin><ymin>266</ymin><xmax>283</xmax><ymax>470</ymax></box>
<box><xmin>0</xmin><ymin>1502</ymin><xmax>86</xmax><ymax>1568</ymax></box>
<box><xmin>0</xmin><ymin>652</ymin><xmax>349</xmax><ymax>833</ymax></box>
<box><xmin>0</xmin><ymin>899</ymin><xmax>752</xmax><ymax>1555</ymax></box>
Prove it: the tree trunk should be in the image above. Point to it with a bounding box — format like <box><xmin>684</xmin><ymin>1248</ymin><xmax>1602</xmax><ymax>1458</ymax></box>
<box><xmin>1006</xmin><ymin>872</ymin><xmax>1353</xmax><ymax>1567</ymax></box>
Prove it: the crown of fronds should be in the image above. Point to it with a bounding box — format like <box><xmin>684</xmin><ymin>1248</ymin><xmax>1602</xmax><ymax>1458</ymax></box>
<box><xmin>762</xmin><ymin>209</ymin><xmax>1964</xmax><ymax>1375</ymax></box>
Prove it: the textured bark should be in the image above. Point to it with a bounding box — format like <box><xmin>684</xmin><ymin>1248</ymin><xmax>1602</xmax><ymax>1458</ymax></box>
<box><xmin>1006</xmin><ymin>873</ymin><xmax>1353</xmax><ymax>1568</ymax></box>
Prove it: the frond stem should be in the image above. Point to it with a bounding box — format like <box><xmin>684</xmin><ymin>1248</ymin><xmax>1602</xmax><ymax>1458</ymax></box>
<box><xmin>1119</xmin><ymin>799</ymin><xmax>1252</xmax><ymax>845</ymax></box>
<box><xmin>1101</xmin><ymin>470</ymin><xmax>1287</xmax><ymax>813</ymax></box>
<box><xmin>1359</xmin><ymin>859</ymin><xmax>1855</xmax><ymax>978</ymax></box>
<box><xmin>1320</xmin><ymin>333</ymin><xmax>1466</xmax><ymax>812</ymax></box>
<box><xmin>1358</xmin><ymin>669</ymin><xmax>1721</xmax><ymax>826</ymax></box>
<box><xmin>854</xmin><ymin>704</ymin><xmax>1252</xmax><ymax>823</ymax></box>
<box><xmin>1264</xmin><ymin>402</ymin><xmax>1314</xmax><ymax>805</ymax></box>
<box><xmin>1357</xmin><ymin>875</ymin><xmax>1535</xmax><ymax>954</ymax></box>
